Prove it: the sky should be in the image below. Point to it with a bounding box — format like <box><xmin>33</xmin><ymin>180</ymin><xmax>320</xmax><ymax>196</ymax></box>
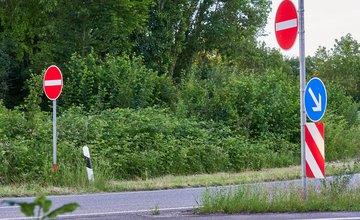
<box><xmin>259</xmin><ymin>0</ymin><xmax>360</xmax><ymax>57</ymax></box>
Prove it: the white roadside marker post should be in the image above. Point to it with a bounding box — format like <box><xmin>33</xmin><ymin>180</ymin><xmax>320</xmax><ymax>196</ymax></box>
<box><xmin>83</xmin><ymin>146</ymin><xmax>94</xmax><ymax>182</ymax></box>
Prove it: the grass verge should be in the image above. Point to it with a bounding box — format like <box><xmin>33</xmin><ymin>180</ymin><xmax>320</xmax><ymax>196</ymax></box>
<box><xmin>199</xmin><ymin>174</ymin><xmax>360</xmax><ymax>213</ymax></box>
<box><xmin>1</xmin><ymin>160</ymin><xmax>359</xmax><ymax>197</ymax></box>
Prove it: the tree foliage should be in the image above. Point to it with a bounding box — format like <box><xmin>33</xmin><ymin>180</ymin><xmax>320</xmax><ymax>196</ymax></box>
<box><xmin>312</xmin><ymin>34</ymin><xmax>360</xmax><ymax>102</ymax></box>
<box><xmin>134</xmin><ymin>0</ymin><xmax>271</xmax><ymax>78</ymax></box>
<box><xmin>178</xmin><ymin>64</ymin><xmax>299</xmax><ymax>140</ymax></box>
<box><xmin>0</xmin><ymin>0</ymin><xmax>153</xmax><ymax>107</ymax></box>
<box><xmin>61</xmin><ymin>52</ymin><xmax>176</xmax><ymax>111</ymax></box>
<box><xmin>1</xmin><ymin>1</ymin><xmax>360</xmax><ymax>184</ymax></box>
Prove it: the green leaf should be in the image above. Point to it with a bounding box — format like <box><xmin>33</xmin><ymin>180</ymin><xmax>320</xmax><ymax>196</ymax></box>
<box><xmin>33</xmin><ymin>195</ymin><xmax>52</xmax><ymax>213</ymax></box>
<box><xmin>45</xmin><ymin>203</ymin><xmax>79</xmax><ymax>219</ymax></box>
<box><xmin>42</xmin><ymin>200</ymin><xmax>52</xmax><ymax>213</ymax></box>
<box><xmin>20</xmin><ymin>203</ymin><xmax>35</xmax><ymax>216</ymax></box>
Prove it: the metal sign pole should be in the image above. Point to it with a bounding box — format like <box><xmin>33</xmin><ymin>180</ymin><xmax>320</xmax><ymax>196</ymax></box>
<box><xmin>53</xmin><ymin>100</ymin><xmax>57</xmax><ymax>172</ymax></box>
<box><xmin>298</xmin><ymin>0</ymin><xmax>307</xmax><ymax>200</ymax></box>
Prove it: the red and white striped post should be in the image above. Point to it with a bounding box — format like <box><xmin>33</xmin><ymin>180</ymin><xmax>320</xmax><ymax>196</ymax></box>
<box><xmin>305</xmin><ymin>122</ymin><xmax>325</xmax><ymax>178</ymax></box>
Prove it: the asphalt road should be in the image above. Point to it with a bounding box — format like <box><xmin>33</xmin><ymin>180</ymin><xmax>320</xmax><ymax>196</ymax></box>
<box><xmin>1</xmin><ymin>174</ymin><xmax>360</xmax><ymax>220</ymax></box>
<box><xmin>0</xmin><ymin>187</ymin><xmax>202</xmax><ymax>219</ymax></box>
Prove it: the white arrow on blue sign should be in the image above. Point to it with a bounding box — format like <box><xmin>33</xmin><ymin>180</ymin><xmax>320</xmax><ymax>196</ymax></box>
<box><xmin>305</xmin><ymin>77</ymin><xmax>327</xmax><ymax>122</ymax></box>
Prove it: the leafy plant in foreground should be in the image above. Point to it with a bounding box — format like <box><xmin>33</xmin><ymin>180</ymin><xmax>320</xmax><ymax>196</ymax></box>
<box><xmin>2</xmin><ymin>195</ymin><xmax>79</xmax><ymax>219</ymax></box>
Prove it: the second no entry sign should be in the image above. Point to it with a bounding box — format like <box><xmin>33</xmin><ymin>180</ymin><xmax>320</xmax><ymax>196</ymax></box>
<box><xmin>275</xmin><ymin>0</ymin><xmax>298</xmax><ymax>50</ymax></box>
<box><xmin>43</xmin><ymin>65</ymin><xmax>63</xmax><ymax>100</ymax></box>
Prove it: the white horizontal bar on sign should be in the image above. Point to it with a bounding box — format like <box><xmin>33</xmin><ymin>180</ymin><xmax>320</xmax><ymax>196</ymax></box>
<box><xmin>44</xmin><ymin>80</ymin><xmax>62</xmax><ymax>86</ymax></box>
<box><xmin>276</xmin><ymin>18</ymin><xmax>297</xmax><ymax>31</ymax></box>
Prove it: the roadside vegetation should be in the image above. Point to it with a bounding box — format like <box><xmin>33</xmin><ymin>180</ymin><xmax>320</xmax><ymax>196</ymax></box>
<box><xmin>199</xmin><ymin>173</ymin><xmax>360</xmax><ymax>213</ymax></box>
<box><xmin>1</xmin><ymin>1</ymin><xmax>360</xmax><ymax>199</ymax></box>
<box><xmin>1</xmin><ymin>160</ymin><xmax>359</xmax><ymax>197</ymax></box>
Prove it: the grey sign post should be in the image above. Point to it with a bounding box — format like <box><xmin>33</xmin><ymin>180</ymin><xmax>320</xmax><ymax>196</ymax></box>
<box><xmin>53</xmin><ymin>100</ymin><xmax>57</xmax><ymax>172</ymax></box>
<box><xmin>275</xmin><ymin>0</ymin><xmax>307</xmax><ymax>199</ymax></box>
<box><xmin>298</xmin><ymin>0</ymin><xmax>307</xmax><ymax>200</ymax></box>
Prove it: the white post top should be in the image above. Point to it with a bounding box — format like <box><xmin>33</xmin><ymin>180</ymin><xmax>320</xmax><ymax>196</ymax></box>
<box><xmin>83</xmin><ymin>146</ymin><xmax>90</xmax><ymax>158</ymax></box>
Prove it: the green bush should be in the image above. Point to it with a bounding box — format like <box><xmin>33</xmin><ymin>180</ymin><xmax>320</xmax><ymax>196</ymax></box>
<box><xmin>87</xmin><ymin>107</ymin><xmax>232</xmax><ymax>179</ymax></box>
<box><xmin>178</xmin><ymin>65</ymin><xmax>299</xmax><ymax>141</ymax></box>
<box><xmin>62</xmin><ymin>52</ymin><xmax>176</xmax><ymax>111</ymax></box>
<box><xmin>325</xmin><ymin>82</ymin><xmax>359</xmax><ymax>125</ymax></box>
<box><xmin>319</xmin><ymin>81</ymin><xmax>360</xmax><ymax>161</ymax></box>
<box><xmin>324</xmin><ymin>114</ymin><xmax>360</xmax><ymax>161</ymax></box>
<box><xmin>0</xmin><ymin>103</ymin><xmax>52</xmax><ymax>183</ymax></box>
<box><xmin>1</xmin><ymin>59</ymin><xmax>359</xmax><ymax>185</ymax></box>
<box><xmin>223</xmin><ymin>134</ymin><xmax>298</xmax><ymax>171</ymax></box>
<box><xmin>0</xmin><ymin>104</ymin><xmax>299</xmax><ymax>183</ymax></box>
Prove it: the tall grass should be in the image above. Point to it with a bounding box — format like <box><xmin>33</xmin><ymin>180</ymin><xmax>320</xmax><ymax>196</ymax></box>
<box><xmin>1</xmin><ymin>160</ymin><xmax>359</xmax><ymax>197</ymax></box>
<box><xmin>199</xmin><ymin>174</ymin><xmax>360</xmax><ymax>213</ymax></box>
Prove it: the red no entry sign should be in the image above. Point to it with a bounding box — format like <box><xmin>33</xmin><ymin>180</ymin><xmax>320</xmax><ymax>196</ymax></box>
<box><xmin>43</xmin><ymin>65</ymin><xmax>63</xmax><ymax>100</ymax></box>
<box><xmin>275</xmin><ymin>0</ymin><xmax>298</xmax><ymax>50</ymax></box>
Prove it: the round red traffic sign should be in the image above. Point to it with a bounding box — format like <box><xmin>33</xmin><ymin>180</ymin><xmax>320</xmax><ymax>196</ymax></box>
<box><xmin>43</xmin><ymin>65</ymin><xmax>63</xmax><ymax>100</ymax></box>
<box><xmin>275</xmin><ymin>0</ymin><xmax>298</xmax><ymax>50</ymax></box>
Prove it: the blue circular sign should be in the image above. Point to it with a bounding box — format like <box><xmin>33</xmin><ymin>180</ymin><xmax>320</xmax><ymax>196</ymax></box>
<box><xmin>305</xmin><ymin>77</ymin><xmax>327</xmax><ymax>122</ymax></box>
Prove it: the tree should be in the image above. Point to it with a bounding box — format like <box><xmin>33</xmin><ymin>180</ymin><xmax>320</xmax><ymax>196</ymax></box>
<box><xmin>285</xmin><ymin>55</ymin><xmax>316</xmax><ymax>77</ymax></box>
<box><xmin>134</xmin><ymin>0</ymin><xmax>271</xmax><ymax>80</ymax></box>
<box><xmin>0</xmin><ymin>0</ymin><xmax>153</xmax><ymax>108</ymax></box>
<box><xmin>55</xmin><ymin>0</ymin><xmax>153</xmax><ymax>58</ymax></box>
<box><xmin>0</xmin><ymin>0</ymin><xmax>57</xmax><ymax>107</ymax></box>
<box><xmin>312</xmin><ymin>34</ymin><xmax>360</xmax><ymax>102</ymax></box>
<box><xmin>61</xmin><ymin>52</ymin><xmax>176</xmax><ymax>111</ymax></box>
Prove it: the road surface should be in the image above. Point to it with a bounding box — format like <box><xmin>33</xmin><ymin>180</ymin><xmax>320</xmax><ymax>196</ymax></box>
<box><xmin>1</xmin><ymin>174</ymin><xmax>360</xmax><ymax>219</ymax></box>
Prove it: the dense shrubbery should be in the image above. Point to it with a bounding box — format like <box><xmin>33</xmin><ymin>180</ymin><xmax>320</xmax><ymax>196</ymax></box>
<box><xmin>62</xmin><ymin>52</ymin><xmax>177</xmax><ymax>111</ymax></box>
<box><xmin>178</xmin><ymin>65</ymin><xmax>299</xmax><ymax>141</ymax></box>
<box><xmin>1</xmin><ymin>1</ymin><xmax>359</xmax><ymax>187</ymax></box>
<box><xmin>0</xmin><ymin>105</ymin><xmax>297</xmax><ymax>183</ymax></box>
<box><xmin>1</xmin><ymin>54</ymin><xmax>359</xmax><ymax>184</ymax></box>
<box><xmin>0</xmin><ymin>104</ymin><xmax>52</xmax><ymax>183</ymax></box>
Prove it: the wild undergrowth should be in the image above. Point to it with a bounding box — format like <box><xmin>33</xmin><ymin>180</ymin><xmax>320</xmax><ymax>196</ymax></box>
<box><xmin>199</xmin><ymin>172</ymin><xmax>360</xmax><ymax>213</ymax></box>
